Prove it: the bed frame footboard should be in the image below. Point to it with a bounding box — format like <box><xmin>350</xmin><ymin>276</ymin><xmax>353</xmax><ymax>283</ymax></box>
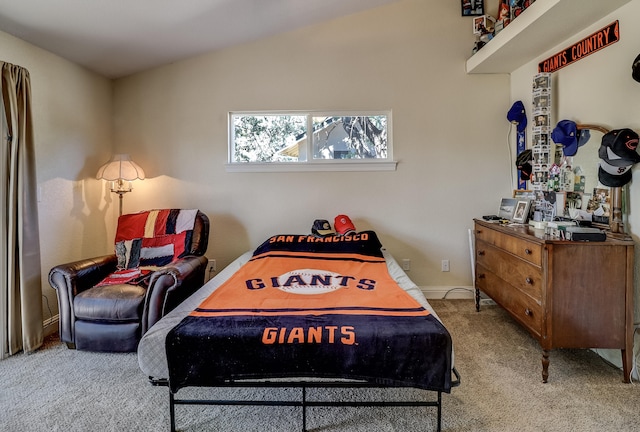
<box><xmin>155</xmin><ymin>369</ymin><xmax>460</xmax><ymax>432</ymax></box>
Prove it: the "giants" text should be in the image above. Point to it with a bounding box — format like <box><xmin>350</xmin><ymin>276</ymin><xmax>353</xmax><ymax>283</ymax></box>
<box><xmin>262</xmin><ymin>326</ymin><xmax>356</xmax><ymax>345</ymax></box>
<box><xmin>246</xmin><ymin>275</ymin><xmax>375</xmax><ymax>290</ymax></box>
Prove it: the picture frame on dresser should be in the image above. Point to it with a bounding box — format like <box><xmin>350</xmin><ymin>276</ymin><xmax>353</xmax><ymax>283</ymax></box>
<box><xmin>511</xmin><ymin>199</ymin><xmax>531</xmax><ymax>223</ymax></box>
<box><xmin>497</xmin><ymin>198</ymin><xmax>517</xmax><ymax>220</ymax></box>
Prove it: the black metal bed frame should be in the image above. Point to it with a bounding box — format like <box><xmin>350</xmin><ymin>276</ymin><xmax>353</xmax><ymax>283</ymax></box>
<box><xmin>152</xmin><ymin>369</ymin><xmax>460</xmax><ymax>432</ymax></box>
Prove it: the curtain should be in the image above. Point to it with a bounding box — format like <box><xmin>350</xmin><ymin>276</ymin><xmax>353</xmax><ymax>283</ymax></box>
<box><xmin>1</xmin><ymin>62</ymin><xmax>42</xmax><ymax>358</ymax></box>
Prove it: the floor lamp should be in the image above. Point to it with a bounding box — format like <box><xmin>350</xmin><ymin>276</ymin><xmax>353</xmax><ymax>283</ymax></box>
<box><xmin>96</xmin><ymin>154</ymin><xmax>145</xmax><ymax>216</ymax></box>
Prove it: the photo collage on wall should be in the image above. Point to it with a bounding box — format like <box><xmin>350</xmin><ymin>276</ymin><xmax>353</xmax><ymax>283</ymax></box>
<box><xmin>531</xmin><ymin>73</ymin><xmax>552</xmax><ymax>191</ymax></box>
<box><xmin>529</xmin><ymin>73</ymin><xmax>560</xmax><ymax>220</ymax></box>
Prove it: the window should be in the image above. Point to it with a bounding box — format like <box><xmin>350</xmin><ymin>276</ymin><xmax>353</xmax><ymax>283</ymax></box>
<box><xmin>227</xmin><ymin>111</ymin><xmax>395</xmax><ymax>172</ymax></box>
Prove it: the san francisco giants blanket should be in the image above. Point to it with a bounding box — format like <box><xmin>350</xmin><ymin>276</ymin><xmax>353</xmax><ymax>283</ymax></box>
<box><xmin>166</xmin><ymin>231</ymin><xmax>452</xmax><ymax>393</ymax></box>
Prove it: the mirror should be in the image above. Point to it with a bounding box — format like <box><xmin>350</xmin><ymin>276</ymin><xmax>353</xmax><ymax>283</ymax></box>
<box><xmin>571</xmin><ymin>124</ymin><xmax>626</xmax><ymax>236</ymax></box>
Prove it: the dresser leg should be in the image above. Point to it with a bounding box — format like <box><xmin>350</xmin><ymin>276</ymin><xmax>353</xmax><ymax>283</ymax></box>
<box><xmin>621</xmin><ymin>348</ymin><xmax>632</xmax><ymax>383</ymax></box>
<box><xmin>475</xmin><ymin>288</ymin><xmax>480</xmax><ymax>312</ymax></box>
<box><xmin>541</xmin><ymin>350</ymin><xmax>550</xmax><ymax>383</ymax></box>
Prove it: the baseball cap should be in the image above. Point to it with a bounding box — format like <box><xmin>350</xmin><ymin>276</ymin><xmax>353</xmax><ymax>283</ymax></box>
<box><xmin>507</xmin><ymin>101</ymin><xmax>527</xmax><ymax>133</ymax></box>
<box><xmin>598</xmin><ymin>128</ymin><xmax>640</xmax><ymax>166</ymax></box>
<box><xmin>577</xmin><ymin>128</ymin><xmax>591</xmax><ymax>147</ymax></box>
<box><xmin>519</xmin><ymin>163</ymin><xmax>533</xmax><ymax>181</ymax></box>
<box><xmin>311</xmin><ymin>219</ymin><xmax>335</xmax><ymax>237</ymax></box>
<box><xmin>334</xmin><ymin>215</ymin><xmax>356</xmax><ymax>235</ymax></box>
<box><xmin>515</xmin><ymin>149</ymin><xmax>532</xmax><ymax>180</ymax></box>
<box><xmin>598</xmin><ymin>159</ymin><xmax>633</xmax><ymax>187</ymax></box>
<box><xmin>551</xmin><ymin>120</ymin><xmax>579</xmax><ymax>156</ymax></box>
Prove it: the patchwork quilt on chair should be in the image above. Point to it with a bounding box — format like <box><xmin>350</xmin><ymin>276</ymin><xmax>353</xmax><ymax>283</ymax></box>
<box><xmin>97</xmin><ymin>209</ymin><xmax>198</xmax><ymax>286</ymax></box>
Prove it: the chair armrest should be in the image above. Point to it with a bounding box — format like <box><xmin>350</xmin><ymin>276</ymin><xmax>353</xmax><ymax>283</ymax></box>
<box><xmin>48</xmin><ymin>255</ymin><xmax>118</xmax><ymax>344</ymax></box>
<box><xmin>48</xmin><ymin>255</ymin><xmax>119</xmax><ymax>295</ymax></box>
<box><xmin>142</xmin><ymin>255</ymin><xmax>208</xmax><ymax>333</ymax></box>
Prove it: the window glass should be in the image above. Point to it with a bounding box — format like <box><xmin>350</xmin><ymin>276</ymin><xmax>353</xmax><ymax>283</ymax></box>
<box><xmin>231</xmin><ymin>114</ymin><xmax>306</xmax><ymax>163</ymax></box>
<box><xmin>312</xmin><ymin>115</ymin><xmax>388</xmax><ymax>160</ymax></box>
<box><xmin>229</xmin><ymin>111</ymin><xmax>392</xmax><ymax>168</ymax></box>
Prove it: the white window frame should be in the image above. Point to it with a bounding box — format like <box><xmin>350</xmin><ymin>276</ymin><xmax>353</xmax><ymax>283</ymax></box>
<box><xmin>226</xmin><ymin>110</ymin><xmax>396</xmax><ymax>172</ymax></box>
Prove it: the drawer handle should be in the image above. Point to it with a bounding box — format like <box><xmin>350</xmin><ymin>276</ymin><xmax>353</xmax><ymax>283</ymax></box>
<box><xmin>478</xmin><ymin>273</ymin><xmax>486</xmax><ymax>280</ymax></box>
<box><xmin>478</xmin><ymin>250</ymin><xmax>485</xmax><ymax>256</ymax></box>
<box><xmin>476</xmin><ymin>229</ymin><xmax>483</xmax><ymax>234</ymax></box>
<box><xmin>525</xmin><ymin>308</ymin><xmax>532</xmax><ymax>316</ymax></box>
<box><xmin>524</xmin><ymin>248</ymin><xmax>532</xmax><ymax>255</ymax></box>
<box><xmin>525</xmin><ymin>277</ymin><xmax>533</xmax><ymax>285</ymax></box>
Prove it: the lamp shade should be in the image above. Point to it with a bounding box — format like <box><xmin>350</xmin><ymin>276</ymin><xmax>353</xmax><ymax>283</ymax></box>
<box><xmin>96</xmin><ymin>154</ymin><xmax>145</xmax><ymax>181</ymax></box>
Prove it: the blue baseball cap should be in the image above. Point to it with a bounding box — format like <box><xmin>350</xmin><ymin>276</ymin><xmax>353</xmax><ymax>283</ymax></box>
<box><xmin>551</xmin><ymin>120</ymin><xmax>579</xmax><ymax>156</ymax></box>
<box><xmin>507</xmin><ymin>101</ymin><xmax>527</xmax><ymax>133</ymax></box>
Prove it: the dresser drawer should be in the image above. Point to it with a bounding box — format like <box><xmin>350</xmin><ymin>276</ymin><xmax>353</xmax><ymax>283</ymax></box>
<box><xmin>475</xmin><ymin>223</ymin><xmax>542</xmax><ymax>266</ymax></box>
<box><xmin>476</xmin><ymin>264</ymin><xmax>543</xmax><ymax>338</ymax></box>
<box><xmin>476</xmin><ymin>239</ymin><xmax>542</xmax><ymax>302</ymax></box>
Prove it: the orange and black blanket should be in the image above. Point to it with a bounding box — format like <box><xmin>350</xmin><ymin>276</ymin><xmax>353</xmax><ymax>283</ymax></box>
<box><xmin>166</xmin><ymin>231</ymin><xmax>452</xmax><ymax>393</ymax></box>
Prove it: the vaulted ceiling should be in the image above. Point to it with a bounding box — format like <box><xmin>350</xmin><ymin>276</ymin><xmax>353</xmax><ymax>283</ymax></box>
<box><xmin>0</xmin><ymin>0</ymin><xmax>402</xmax><ymax>78</ymax></box>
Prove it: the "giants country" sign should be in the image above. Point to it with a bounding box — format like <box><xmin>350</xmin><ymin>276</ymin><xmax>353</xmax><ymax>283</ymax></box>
<box><xmin>539</xmin><ymin>21</ymin><xmax>619</xmax><ymax>73</ymax></box>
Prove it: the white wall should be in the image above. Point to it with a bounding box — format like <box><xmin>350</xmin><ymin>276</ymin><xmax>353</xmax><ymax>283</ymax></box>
<box><xmin>5</xmin><ymin>0</ymin><xmax>635</xmax><ymax>365</ymax></box>
<box><xmin>510</xmin><ymin>0</ymin><xmax>640</xmax><ymax>372</ymax></box>
<box><xmin>0</xmin><ymin>30</ymin><xmax>114</xmax><ymax>326</ymax></box>
<box><xmin>0</xmin><ymin>0</ymin><xmax>512</xmax><ymax>330</ymax></box>
<box><xmin>112</xmin><ymin>0</ymin><xmax>510</xmax><ymax>292</ymax></box>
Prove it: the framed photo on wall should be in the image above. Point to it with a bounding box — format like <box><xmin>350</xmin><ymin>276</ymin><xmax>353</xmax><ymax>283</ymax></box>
<box><xmin>461</xmin><ymin>0</ymin><xmax>484</xmax><ymax>16</ymax></box>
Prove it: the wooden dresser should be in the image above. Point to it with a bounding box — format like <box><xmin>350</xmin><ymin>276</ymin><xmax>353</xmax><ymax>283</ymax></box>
<box><xmin>473</xmin><ymin>219</ymin><xmax>634</xmax><ymax>383</ymax></box>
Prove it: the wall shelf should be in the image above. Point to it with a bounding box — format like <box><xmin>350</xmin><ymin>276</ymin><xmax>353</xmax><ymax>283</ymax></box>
<box><xmin>465</xmin><ymin>0</ymin><xmax>632</xmax><ymax>74</ymax></box>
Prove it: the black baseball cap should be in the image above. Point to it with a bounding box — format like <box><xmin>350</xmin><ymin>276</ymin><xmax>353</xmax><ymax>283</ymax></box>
<box><xmin>515</xmin><ymin>149</ymin><xmax>532</xmax><ymax>180</ymax></box>
<box><xmin>598</xmin><ymin>128</ymin><xmax>640</xmax><ymax>166</ymax></box>
<box><xmin>633</xmin><ymin>53</ymin><xmax>640</xmax><ymax>83</ymax></box>
<box><xmin>311</xmin><ymin>219</ymin><xmax>335</xmax><ymax>237</ymax></box>
<box><xmin>598</xmin><ymin>159</ymin><xmax>633</xmax><ymax>187</ymax></box>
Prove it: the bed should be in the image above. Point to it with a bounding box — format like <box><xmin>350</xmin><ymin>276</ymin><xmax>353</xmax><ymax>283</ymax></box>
<box><xmin>138</xmin><ymin>230</ymin><xmax>459</xmax><ymax>431</ymax></box>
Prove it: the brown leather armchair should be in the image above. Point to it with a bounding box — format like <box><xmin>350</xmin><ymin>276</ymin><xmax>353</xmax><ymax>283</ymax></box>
<box><xmin>49</xmin><ymin>209</ymin><xmax>209</xmax><ymax>352</ymax></box>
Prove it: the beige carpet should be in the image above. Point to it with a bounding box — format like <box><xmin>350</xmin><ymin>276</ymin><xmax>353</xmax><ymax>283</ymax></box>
<box><xmin>1</xmin><ymin>299</ymin><xmax>639</xmax><ymax>431</ymax></box>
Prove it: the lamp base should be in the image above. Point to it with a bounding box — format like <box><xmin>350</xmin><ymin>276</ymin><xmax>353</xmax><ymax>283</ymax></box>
<box><xmin>116</xmin><ymin>192</ymin><xmax>125</xmax><ymax>216</ymax></box>
<box><xmin>109</xmin><ymin>179</ymin><xmax>132</xmax><ymax>216</ymax></box>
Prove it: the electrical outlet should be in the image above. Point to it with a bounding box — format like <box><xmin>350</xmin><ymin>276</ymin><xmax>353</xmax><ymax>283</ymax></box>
<box><xmin>402</xmin><ymin>259</ymin><xmax>411</xmax><ymax>271</ymax></box>
<box><xmin>205</xmin><ymin>259</ymin><xmax>216</xmax><ymax>282</ymax></box>
<box><xmin>441</xmin><ymin>260</ymin><xmax>450</xmax><ymax>272</ymax></box>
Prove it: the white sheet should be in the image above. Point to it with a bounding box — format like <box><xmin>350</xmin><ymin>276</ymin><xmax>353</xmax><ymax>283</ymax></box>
<box><xmin>137</xmin><ymin>248</ymin><xmax>450</xmax><ymax>380</ymax></box>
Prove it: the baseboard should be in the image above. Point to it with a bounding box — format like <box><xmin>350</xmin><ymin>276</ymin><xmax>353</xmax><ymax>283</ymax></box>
<box><xmin>43</xmin><ymin>314</ymin><xmax>59</xmax><ymax>337</ymax></box>
<box><xmin>420</xmin><ymin>286</ymin><xmax>475</xmax><ymax>300</ymax></box>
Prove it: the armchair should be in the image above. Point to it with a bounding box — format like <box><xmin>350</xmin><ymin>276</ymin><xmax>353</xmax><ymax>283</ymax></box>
<box><xmin>49</xmin><ymin>209</ymin><xmax>210</xmax><ymax>352</ymax></box>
